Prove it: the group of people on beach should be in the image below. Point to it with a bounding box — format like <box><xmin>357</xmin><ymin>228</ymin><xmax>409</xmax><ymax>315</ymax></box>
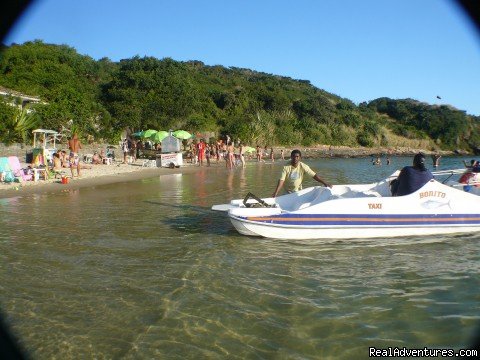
<box><xmin>10</xmin><ymin>129</ymin><xmax>437</xmax><ymax>199</ymax></box>
<box><xmin>51</xmin><ymin>134</ymin><xmax>111</xmax><ymax>178</ymax></box>
<box><xmin>50</xmin><ymin>133</ymin><xmax>92</xmax><ymax>178</ymax></box>
<box><xmin>187</xmin><ymin>136</ymin><xmax>287</xmax><ymax>169</ymax></box>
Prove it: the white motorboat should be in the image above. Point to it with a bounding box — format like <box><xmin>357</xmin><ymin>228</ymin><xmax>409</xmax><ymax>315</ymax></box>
<box><xmin>212</xmin><ymin>172</ymin><xmax>480</xmax><ymax>239</ymax></box>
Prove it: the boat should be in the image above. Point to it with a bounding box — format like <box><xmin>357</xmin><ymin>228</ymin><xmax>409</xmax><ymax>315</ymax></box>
<box><xmin>212</xmin><ymin>171</ymin><xmax>480</xmax><ymax>239</ymax></box>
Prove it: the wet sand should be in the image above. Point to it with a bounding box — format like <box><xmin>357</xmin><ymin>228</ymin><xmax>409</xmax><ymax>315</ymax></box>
<box><xmin>0</xmin><ymin>161</ymin><xmax>202</xmax><ymax>199</ymax></box>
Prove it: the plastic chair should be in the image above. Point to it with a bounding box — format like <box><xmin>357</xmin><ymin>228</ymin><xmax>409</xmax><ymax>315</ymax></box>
<box><xmin>106</xmin><ymin>148</ymin><xmax>115</xmax><ymax>161</ymax></box>
<box><xmin>0</xmin><ymin>157</ymin><xmax>15</xmax><ymax>183</ymax></box>
<box><xmin>8</xmin><ymin>156</ymin><xmax>33</xmax><ymax>182</ymax></box>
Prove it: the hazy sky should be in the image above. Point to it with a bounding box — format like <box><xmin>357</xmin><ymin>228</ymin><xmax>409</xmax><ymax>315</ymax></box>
<box><xmin>5</xmin><ymin>0</ymin><xmax>480</xmax><ymax>115</ymax></box>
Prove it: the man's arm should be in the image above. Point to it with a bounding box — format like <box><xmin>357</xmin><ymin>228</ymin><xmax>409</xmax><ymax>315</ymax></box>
<box><xmin>313</xmin><ymin>174</ymin><xmax>332</xmax><ymax>188</ymax></box>
<box><xmin>272</xmin><ymin>179</ymin><xmax>285</xmax><ymax>197</ymax></box>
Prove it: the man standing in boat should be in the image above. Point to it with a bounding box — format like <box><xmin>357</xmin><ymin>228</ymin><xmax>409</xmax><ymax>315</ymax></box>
<box><xmin>272</xmin><ymin>149</ymin><xmax>332</xmax><ymax>197</ymax></box>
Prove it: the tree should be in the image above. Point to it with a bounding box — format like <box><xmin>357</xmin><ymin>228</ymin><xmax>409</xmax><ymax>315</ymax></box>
<box><xmin>1</xmin><ymin>105</ymin><xmax>40</xmax><ymax>144</ymax></box>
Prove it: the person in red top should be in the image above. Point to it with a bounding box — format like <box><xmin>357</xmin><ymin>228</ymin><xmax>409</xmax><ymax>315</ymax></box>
<box><xmin>197</xmin><ymin>139</ymin><xmax>206</xmax><ymax>166</ymax></box>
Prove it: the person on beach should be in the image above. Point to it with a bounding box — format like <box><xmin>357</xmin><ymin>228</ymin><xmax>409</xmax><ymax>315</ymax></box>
<box><xmin>59</xmin><ymin>150</ymin><xmax>69</xmax><ymax>167</ymax></box>
<box><xmin>121</xmin><ymin>138</ymin><xmax>130</xmax><ymax>164</ymax></box>
<box><xmin>68</xmin><ymin>133</ymin><xmax>82</xmax><ymax>177</ymax></box>
<box><xmin>215</xmin><ymin>141</ymin><xmax>221</xmax><ymax>163</ymax></box>
<box><xmin>256</xmin><ymin>145</ymin><xmax>263</xmax><ymax>162</ymax></box>
<box><xmin>270</xmin><ymin>147</ymin><xmax>274</xmax><ymax>162</ymax></box>
<box><xmin>197</xmin><ymin>139</ymin><xmax>206</xmax><ymax>166</ymax></box>
<box><xmin>226</xmin><ymin>141</ymin><xmax>235</xmax><ymax>169</ymax></box>
<box><xmin>130</xmin><ymin>140</ymin><xmax>137</xmax><ymax>163</ymax></box>
<box><xmin>136</xmin><ymin>140</ymin><xmax>143</xmax><ymax>159</ymax></box>
<box><xmin>189</xmin><ymin>142</ymin><xmax>197</xmax><ymax>164</ymax></box>
<box><xmin>272</xmin><ymin>149</ymin><xmax>332</xmax><ymax>197</ymax></box>
<box><xmin>52</xmin><ymin>152</ymin><xmax>62</xmax><ymax>171</ymax></box>
<box><xmin>391</xmin><ymin>152</ymin><xmax>433</xmax><ymax>196</ymax></box>
<box><xmin>92</xmin><ymin>151</ymin><xmax>102</xmax><ymax>165</ymax></box>
<box><xmin>280</xmin><ymin>149</ymin><xmax>285</xmax><ymax>160</ymax></box>
<box><xmin>210</xmin><ymin>143</ymin><xmax>217</xmax><ymax>163</ymax></box>
<box><xmin>238</xmin><ymin>143</ymin><xmax>246</xmax><ymax>168</ymax></box>
<box><xmin>205</xmin><ymin>143</ymin><xmax>211</xmax><ymax>167</ymax></box>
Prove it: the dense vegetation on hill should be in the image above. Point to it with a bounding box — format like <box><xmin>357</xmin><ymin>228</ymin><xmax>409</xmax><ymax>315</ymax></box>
<box><xmin>1</xmin><ymin>40</ymin><xmax>479</xmax><ymax>151</ymax></box>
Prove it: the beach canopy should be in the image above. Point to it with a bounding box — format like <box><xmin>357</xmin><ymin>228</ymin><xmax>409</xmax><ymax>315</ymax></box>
<box><xmin>150</xmin><ymin>131</ymin><xmax>169</xmax><ymax>143</ymax></box>
<box><xmin>173</xmin><ymin>130</ymin><xmax>192</xmax><ymax>140</ymax></box>
<box><xmin>244</xmin><ymin>146</ymin><xmax>256</xmax><ymax>153</ymax></box>
<box><xmin>142</xmin><ymin>129</ymin><xmax>158</xmax><ymax>139</ymax></box>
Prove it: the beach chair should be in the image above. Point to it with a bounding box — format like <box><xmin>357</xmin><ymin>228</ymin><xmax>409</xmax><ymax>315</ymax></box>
<box><xmin>83</xmin><ymin>154</ymin><xmax>94</xmax><ymax>163</ymax></box>
<box><xmin>0</xmin><ymin>157</ymin><xmax>15</xmax><ymax>183</ymax></box>
<box><xmin>8</xmin><ymin>156</ymin><xmax>33</xmax><ymax>182</ymax></box>
<box><xmin>106</xmin><ymin>147</ymin><xmax>116</xmax><ymax>161</ymax></box>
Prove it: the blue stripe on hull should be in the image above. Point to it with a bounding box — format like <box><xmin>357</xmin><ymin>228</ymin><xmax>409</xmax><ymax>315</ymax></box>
<box><xmin>240</xmin><ymin>213</ymin><xmax>480</xmax><ymax>226</ymax></box>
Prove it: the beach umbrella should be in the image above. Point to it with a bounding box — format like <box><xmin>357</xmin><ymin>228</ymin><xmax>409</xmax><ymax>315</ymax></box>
<box><xmin>150</xmin><ymin>130</ymin><xmax>169</xmax><ymax>143</ymax></box>
<box><xmin>244</xmin><ymin>146</ymin><xmax>256</xmax><ymax>153</ymax></box>
<box><xmin>142</xmin><ymin>129</ymin><xmax>158</xmax><ymax>139</ymax></box>
<box><xmin>173</xmin><ymin>130</ymin><xmax>192</xmax><ymax>140</ymax></box>
<box><xmin>132</xmin><ymin>131</ymin><xmax>144</xmax><ymax>138</ymax></box>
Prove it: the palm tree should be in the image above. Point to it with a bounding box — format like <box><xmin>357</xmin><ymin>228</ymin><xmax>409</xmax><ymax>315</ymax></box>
<box><xmin>2</xmin><ymin>106</ymin><xmax>40</xmax><ymax>145</ymax></box>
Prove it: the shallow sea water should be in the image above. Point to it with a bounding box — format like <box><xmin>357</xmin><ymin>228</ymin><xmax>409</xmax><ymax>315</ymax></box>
<box><xmin>1</xmin><ymin>156</ymin><xmax>480</xmax><ymax>359</ymax></box>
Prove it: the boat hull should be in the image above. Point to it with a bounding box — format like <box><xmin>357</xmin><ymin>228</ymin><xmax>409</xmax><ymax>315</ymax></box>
<box><xmin>229</xmin><ymin>215</ymin><xmax>480</xmax><ymax>239</ymax></box>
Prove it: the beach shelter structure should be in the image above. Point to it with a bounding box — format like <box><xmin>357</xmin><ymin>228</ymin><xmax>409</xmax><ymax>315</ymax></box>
<box><xmin>173</xmin><ymin>130</ymin><xmax>192</xmax><ymax>140</ymax></box>
<box><xmin>150</xmin><ymin>131</ymin><xmax>169</xmax><ymax>143</ymax></box>
<box><xmin>142</xmin><ymin>129</ymin><xmax>158</xmax><ymax>139</ymax></box>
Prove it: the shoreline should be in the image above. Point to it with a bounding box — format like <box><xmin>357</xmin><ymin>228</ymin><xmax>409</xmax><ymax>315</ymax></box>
<box><xmin>0</xmin><ymin>161</ymin><xmax>202</xmax><ymax>199</ymax></box>
<box><xmin>0</xmin><ymin>145</ymin><xmax>464</xmax><ymax>199</ymax></box>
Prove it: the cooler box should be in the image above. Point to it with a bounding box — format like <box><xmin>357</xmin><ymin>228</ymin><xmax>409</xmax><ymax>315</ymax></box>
<box><xmin>157</xmin><ymin>152</ymin><xmax>183</xmax><ymax>168</ymax></box>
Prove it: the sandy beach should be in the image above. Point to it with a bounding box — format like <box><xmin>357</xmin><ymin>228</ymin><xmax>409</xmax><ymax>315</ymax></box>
<box><xmin>0</xmin><ymin>160</ymin><xmax>203</xmax><ymax>199</ymax></box>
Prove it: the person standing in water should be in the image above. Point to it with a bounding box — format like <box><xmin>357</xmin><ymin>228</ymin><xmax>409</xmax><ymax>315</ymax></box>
<box><xmin>272</xmin><ymin>149</ymin><xmax>332</xmax><ymax>197</ymax></box>
<box><xmin>432</xmin><ymin>153</ymin><xmax>441</xmax><ymax>168</ymax></box>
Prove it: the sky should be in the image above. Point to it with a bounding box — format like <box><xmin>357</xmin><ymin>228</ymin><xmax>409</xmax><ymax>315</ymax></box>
<box><xmin>4</xmin><ymin>0</ymin><xmax>480</xmax><ymax>115</ymax></box>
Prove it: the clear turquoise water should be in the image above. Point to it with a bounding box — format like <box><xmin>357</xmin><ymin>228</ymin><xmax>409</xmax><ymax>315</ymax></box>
<box><xmin>1</xmin><ymin>156</ymin><xmax>479</xmax><ymax>359</ymax></box>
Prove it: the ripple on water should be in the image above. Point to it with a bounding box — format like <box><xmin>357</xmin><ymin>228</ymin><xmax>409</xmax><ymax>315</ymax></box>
<box><xmin>1</xmin><ymin>160</ymin><xmax>480</xmax><ymax>358</ymax></box>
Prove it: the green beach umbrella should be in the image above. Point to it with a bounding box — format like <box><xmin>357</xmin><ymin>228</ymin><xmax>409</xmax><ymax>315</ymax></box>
<box><xmin>244</xmin><ymin>146</ymin><xmax>256</xmax><ymax>153</ymax></box>
<box><xmin>150</xmin><ymin>130</ymin><xmax>169</xmax><ymax>143</ymax></box>
<box><xmin>142</xmin><ymin>129</ymin><xmax>158</xmax><ymax>139</ymax></box>
<box><xmin>173</xmin><ymin>130</ymin><xmax>192</xmax><ymax>140</ymax></box>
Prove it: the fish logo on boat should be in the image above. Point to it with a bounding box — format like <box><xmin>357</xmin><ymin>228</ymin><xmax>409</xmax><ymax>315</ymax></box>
<box><xmin>420</xmin><ymin>199</ymin><xmax>452</xmax><ymax>210</ymax></box>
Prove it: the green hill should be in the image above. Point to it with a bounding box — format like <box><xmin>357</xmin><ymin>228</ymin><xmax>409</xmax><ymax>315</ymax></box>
<box><xmin>1</xmin><ymin>40</ymin><xmax>479</xmax><ymax>152</ymax></box>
